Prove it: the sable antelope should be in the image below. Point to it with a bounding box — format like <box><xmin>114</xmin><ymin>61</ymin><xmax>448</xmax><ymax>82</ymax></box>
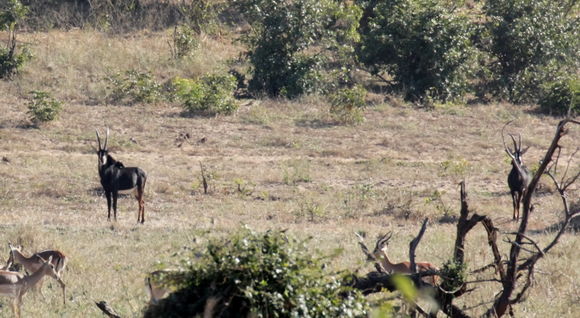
<box><xmin>96</xmin><ymin>128</ymin><xmax>147</xmax><ymax>223</ymax></box>
<box><xmin>364</xmin><ymin>232</ymin><xmax>439</xmax><ymax>285</ymax></box>
<box><xmin>502</xmin><ymin>122</ymin><xmax>531</xmax><ymax>221</ymax></box>
<box><xmin>145</xmin><ymin>270</ymin><xmax>181</xmax><ymax>304</ymax></box>
<box><xmin>7</xmin><ymin>243</ymin><xmax>67</xmax><ymax>304</ymax></box>
<box><xmin>0</xmin><ymin>256</ymin><xmax>65</xmax><ymax>318</ymax></box>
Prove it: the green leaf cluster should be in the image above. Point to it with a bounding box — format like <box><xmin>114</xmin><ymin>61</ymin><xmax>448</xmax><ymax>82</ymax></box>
<box><xmin>27</xmin><ymin>90</ymin><xmax>62</xmax><ymax>123</ymax></box>
<box><xmin>484</xmin><ymin>0</ymin><xmax>579</xmax><ymax>103</ymax></box>
<box><xmin>106</xmin><ymin>69</ymin><xmax>162</xmax><ymax>104</ymax></box>
<box><xmin>329</xmin><ymin>85</ymin><xmax>367</xmax><ymax>125</ymax></box>
<box><xmin>173</xmin><ymin>73</ymin><xmax>239</xmax><ymax>116</ymax></box>
<box><xmin>143</xmin><ymin>229</ymin><xmax>368</xmax><ymax>318</ymax></box>
<box><xmin>358</xmin><ymin>0</ymin><xmax>478</xmax><ymax>102</ymax></box>
<box><xmin>539</xmin><ymin>78</ymin><xmax>579</xmax><ymax>116</ymax></box>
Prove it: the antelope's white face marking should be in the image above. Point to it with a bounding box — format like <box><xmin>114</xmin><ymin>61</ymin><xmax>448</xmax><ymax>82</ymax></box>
<box><xmin>101</xmin><ymin>155</ymin><xmax>107</xmax><ymax>165</ymax></box>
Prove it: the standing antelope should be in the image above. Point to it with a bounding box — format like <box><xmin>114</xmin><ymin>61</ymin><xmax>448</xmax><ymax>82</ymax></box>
<box><xmin>96</xmin><ymin>128</ymin><xmax>147</xmax><ymax>223</ymax></box>
<box><xmin>0</xmin><ymin>256</ymin><xmax>65</xmax><ymax>318</ymax></box>
<box><xmin>7</xmin><ymin>243</ymin><xmax>67</xmax><ymax>304</ymax></box>
<box><xmin>502</xmin><ymin>122</ymin><xmax>531</xmax><ymax>221</ymax></box>
<box><xmin>362</xmin><ymin>232</ymin><xmax>439</xmax><ymax>285</ymax></box>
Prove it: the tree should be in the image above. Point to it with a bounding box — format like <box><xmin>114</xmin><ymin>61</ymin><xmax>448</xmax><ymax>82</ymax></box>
<box><xmin>483</xmin><ymin>0</ymin><xmax>579</xmax><ymax>103</ymax></box>
<box><xmin>357</xmin><ymin>0</ymin><xmax>478</xmax><ymax>102</ymax></box>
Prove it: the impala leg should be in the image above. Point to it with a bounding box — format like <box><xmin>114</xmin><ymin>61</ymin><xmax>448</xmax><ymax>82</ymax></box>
<box><xmin>105</xmin><ymin>191</ymin><xmax>112</xmax><ymax>221</ymax></box>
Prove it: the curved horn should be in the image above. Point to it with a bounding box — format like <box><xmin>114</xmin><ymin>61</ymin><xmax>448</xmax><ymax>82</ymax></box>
<box><xmin>501</xmin><ymin>121</ymin><xmax>514</xmax><ymax>157</ymax></box>
<box><xmin>508</xmin><ymin>134</ymin><xmax>518</xmax><ymax>153</ymax></box>
<box><xmin>95</xmin><ymin>129</ymin><xmax>102</xmax><ymax>151</ymax></box>
<box><xmin>104</xmin><ymin>127</ymin><xmax>109</xmax><ymax>150</ymax></box>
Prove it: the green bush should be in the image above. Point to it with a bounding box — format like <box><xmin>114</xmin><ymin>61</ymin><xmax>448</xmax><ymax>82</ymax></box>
<box><xmin>484</xmin><ymin>0</ymin><xmax>578</xmax><ymax>103</ymax></box>
<box><xmin>106</xmin><ymin>69</ymin><xmax>162</xmax><ymax>105</ymax></box>
<box><xmin>173</xmin><ymin>74</ymin><xmax>239</xmax><ymax>116</ymax></box>
<box><xmin>170</xmin><ymin>24</ymin><xmax>199</xmax><ymax>59</ymax></box>
<box><xmin>329</xmin><ymin>85</ymin><xmax>367</xmax><ymax>124</ymax></box>
<box><xmin>237</xmin><ymin>0</ymin><xmax>328</xmax><ymax>98</ymax></box>
<box><xmin>0</xmin><ymin>0</ymin><xmax>31</xmax><ymax>79</ymax></box>
<box><xmin>358</xmin><ymin>0</ymin><xmax>478</xmax><ymax>102</ymax></box>
<box><xmin>143</xmin><ymin>229</ymin><xmax>368</xmax><ymax>317</ymax></box>
<box><xmin>539</xmin><ymin>78</ymin><xmax>579</xmax><ymax>116</ymax></box>
<box><xmin>439</xmin><ymin>260</ymin><xmax>467</xmax><ymax>295</ymax></box>
<box><xmin>27</xmin><ymin>90</ymin><xmax>62</xmax><ymax>123</ymax></box>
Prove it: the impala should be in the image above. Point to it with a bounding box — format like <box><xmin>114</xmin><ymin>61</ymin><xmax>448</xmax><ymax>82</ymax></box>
<box><xmin>368</xmin><ymin>232</ymin><xmax>439</xmax><ymax>285</ymax></box>
<box><xmin>502</xmin><ymin>122</ymin><xmax>531</xmax><ymax>220</ymax></box>
<box><xmin>96</xmin><ymin>127</ymin><xmax>147</xmax><ymax>223</ymax></box>
<box><xmin>0</xmin><ymin>256</ymin><xmax>65</xmax><ymax>318</ymax></box>
<box><xmin>7</xmin><ymin>243</ymin><xmax>67</xmax><ymax>304</ymax></box>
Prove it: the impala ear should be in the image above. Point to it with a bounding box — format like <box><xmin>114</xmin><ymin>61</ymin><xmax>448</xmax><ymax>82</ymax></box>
<box><xmin>521</xmin><ymin>146</ymin><xmax>530</xmax><ymax>154</ymax></box>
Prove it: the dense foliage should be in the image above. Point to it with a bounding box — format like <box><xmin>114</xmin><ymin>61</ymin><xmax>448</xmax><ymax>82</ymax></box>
<box><xmin>483</xmin><ymin>0</ymin><xmax>579</xmax><ymax>103</ymax></box>
<box><xmin>106</xmin><ymin>70</ymin><xmax>162</xmax><ymax>105</ymax></box>
<box><xmin>539</xmin><ymin>78</ymin><xmax>579</xmax><ymax>116</ymax></box>
<box><xmin>143</xmin><ymin>229</ymin><xmax>368</xmax><ymax>317</ymax></box>
<box><xmin>358</xmin><ymin>0</ymin><xmax>478</xmax><ymax>102</ymax></box>
<box><xmin>173</xmin><ymin>73</ymin><xmax>239</xmax><ymax>116</ymax></box>
<box><xmin>329</xmin><ymin>85</ymin><xmax>367</xmax><ymax>124</ymax></box>
<box><xmin>0</xmin><ymin>0</ymin><xmax>31</xmax><ymax>79</ymax></box>
<box><xmin>27</xmin><ymin>90</ymin><xmax>62</xmax><ymax>123</ymax></box>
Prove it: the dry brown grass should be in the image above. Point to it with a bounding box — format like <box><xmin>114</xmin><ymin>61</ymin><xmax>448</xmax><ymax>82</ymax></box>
<box><xmin>0</xmin><ymin>30</ymin><xmax>578</xmax><ymax>317</ymax></box>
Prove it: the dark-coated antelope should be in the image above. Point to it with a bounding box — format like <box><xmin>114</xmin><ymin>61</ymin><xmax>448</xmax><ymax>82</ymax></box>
<box><xmin>7</xmin><ymin>243</ymin><xmax>67</xmax><ymax>304</ymax></box>
<box><xmin>96</xmin><ymin>128</ymin><xmax>147</xmax><ymax>223</ymax></box>
<box><xmin>0</xmin><ymin>256</ymin><xmax>65</xmax><ymax>318</ymax></box>
<box><xmin>364</xmin><ymin>232</ymin><xmax>439</xmax><ymax>285</ymax></box>
<box><xmin>502</xmin><ymin>122</ymin><xmax>531</xmax><ymax>221</ymax></box>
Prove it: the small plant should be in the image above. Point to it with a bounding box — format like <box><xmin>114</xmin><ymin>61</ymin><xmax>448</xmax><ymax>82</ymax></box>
<box><xmin>282</xmin><ymin>159</ymin><xmax>312</xmax><ymax>185</ymax></box>
<box><xmin>539</xmin><ymin>78</ymin><xmax>579</xmax><ymax>116</ymax></box>
<box><xmin>169</xmin><ymin>24</ymin><xmax>199</xmax><ymax>59</ymax></box>
<box><xmin>329</xmin><ymin>85</ymin><xmax>367</xmax><ymax>124</ymax></box>
<box><xmin>106</xmin><ymin>69</ymin><xmax>162</xmax><ymax>105</ymax></box>
<box><xmin>439</xmin><ymin>260</ymin><xmax>467</xmax><ymax>295</ymax></box>
<box><xmin>27</xmin><ymin>91</ymin><xmax>62</xmax><ymax>124</ymax></box>
<box><xmin>173</xmin><ymin>73</ymin><xmax>238</xmax><ymax>116</ymax></box>
<box><xmin>439</xmin><ymin>158</ymin><xmax>471</xmax><ymax>179</ymax></box>
<box><xmin>143</xmin><ymin>229</ymin><xmax>368</xmax><ymax>317</ymax></box>
<box><xmin>233</xmin><ymin>177</ymin><xmax>255</xmax><ymax>196</ymax></box>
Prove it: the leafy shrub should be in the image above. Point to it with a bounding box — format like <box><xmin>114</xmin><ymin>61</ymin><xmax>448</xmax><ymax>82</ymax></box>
<box><xmin>539</xmin><ymin>78</ymin><xmax>579</xmax><ymax>116</ymax></box>
<box><xmin>27</xmin><ymin>91</ymin><xmax>62</xmax><ymax>123</ymax></box>
<box><xmin>484</xmin><ymin>0</ymin><xmax>578</xmax><ymax>103</ymax></box>
<box><xmin>169</xmin><ymin>24</ymin><xmax>199</xmax><ymax>59</ymax></box>
<box><xmin>143</xmin><ymin>229</ymin><xmax>368</xmax><ymax>317</ymax></box>
<box><xmin>358</xmin><ymin>0</ymin><xmax>478</xmax><ymax>102</ymax></box>
<box><xmin>237</xmin><ymin>0</ymin><xmax>328</xmax><ymax>98</ymax></box>
<box><xmin>106</xmin><ymin>70</ymin><xmax>162</xmax><ymax>105</ymax></box>
<box><xmin>173</xmin><ymin>74</ymin><xmax>239</xmax><ymax>116</ymax></box>
<box><xmin>0</xmin><ymin>0</ymin><xmax>31</xmax><ymax>79</ymax></box>
<box><xmin>439</xmin><ymin>260</ymin><xmax>467</xmax><ymax>295</ymax></box>
<box><xmin>329</xmin><ymin>85</ymin><xmax>367</xmax><ymax>124</ymax></box>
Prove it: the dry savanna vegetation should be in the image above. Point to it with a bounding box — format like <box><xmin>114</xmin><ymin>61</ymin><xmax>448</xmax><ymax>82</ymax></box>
<box><xmin>0</xmin><ymin>1</ymin><xmax>579</xmax><ymax>317</ymax></box>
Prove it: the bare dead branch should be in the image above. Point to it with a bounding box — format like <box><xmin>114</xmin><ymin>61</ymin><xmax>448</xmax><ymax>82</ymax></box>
<box><xmin>95</xmin><ymin>301</ymin><xmax>121</xmax><ymax>318</ymax></box>
<box><xmin>409</xmin><ymin>218</ymin><xmax>429</xmax><ymax>274</ymax></box>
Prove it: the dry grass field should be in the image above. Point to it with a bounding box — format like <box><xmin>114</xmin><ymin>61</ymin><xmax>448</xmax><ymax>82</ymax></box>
<box><xmin>0</xmin><ymin>30</ymin><xmax>578</xmax><ymax>317</ymax></box>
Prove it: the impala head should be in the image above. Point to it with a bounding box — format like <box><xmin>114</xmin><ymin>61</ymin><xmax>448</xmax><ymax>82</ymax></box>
<box><xmin>373</xmin><ymin>232</ymin><xmax>393</xmax><ymax>258</ymax></box>
<box><xmin>95</xmin><ymin>127</ymin><xmax>110</xmax><ymax>166</ymax></box>
<box><xmin>502</xmin><ymin>122</ymin><xmax>529</xmax><ymax>166</ymax></box>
